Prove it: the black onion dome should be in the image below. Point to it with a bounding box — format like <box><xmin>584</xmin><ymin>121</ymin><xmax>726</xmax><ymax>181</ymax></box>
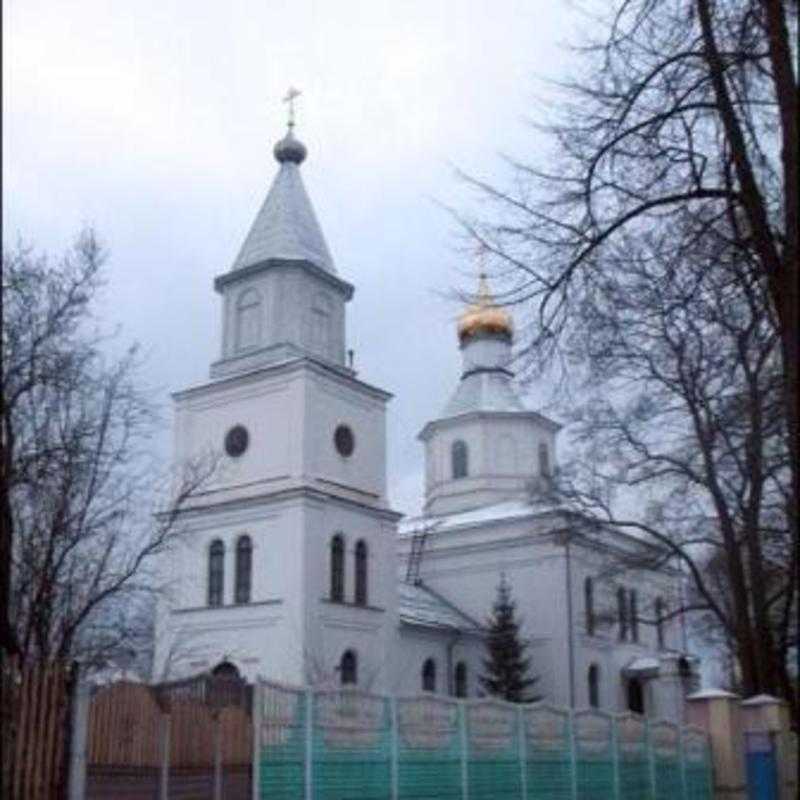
<box><xmin>273</xmin><ymin>130</ymin><xmax>307</xmax><ymax>164</ymax></box>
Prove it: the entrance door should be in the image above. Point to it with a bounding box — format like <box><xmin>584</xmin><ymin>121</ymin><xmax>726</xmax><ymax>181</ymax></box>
<box><xmin>745</xmin><ymin>732</ymin><xmax>778</xmax><ymax>800</ymax></box>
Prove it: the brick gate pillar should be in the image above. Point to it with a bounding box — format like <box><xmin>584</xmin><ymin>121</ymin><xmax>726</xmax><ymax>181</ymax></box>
<box><xmin>686</xmin><ymin>689</ymin><xmax>745</xmax><ymax>799</ymax></box>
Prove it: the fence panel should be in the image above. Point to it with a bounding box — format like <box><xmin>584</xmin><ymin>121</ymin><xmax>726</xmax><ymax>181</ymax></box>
<box><xmin>252</xmin><ymin>681</ymin><xmax>716</xmax><ymax>800</ymax></box>
<box><xmin>523</xmin><ymin>704</ymin><xmax>572</xmax><ymax>799</ymax></box>
<box><xmin>396</xmin><ymin>694</ymin><xmax>462</xmax><ymax>800</ymax></box>
<box><xmin>466</xmin><ymin>700</ymin><xmax>522</xmax><ymax>800</ymax></box>
<box><xmin>682</xmin><ymin>726</ymin><xmax>713</xmax><ymax>800</ymax></box>
<box><xmin>313</xmin><ymin>689</ymin><xmax>392</xmax><ymax>800</ymax></box>
<box><xmin>650</xmin><ymin>721</ymin><xmax>682</xmax><ymax>800</ymax></box>
<box><xmin>616</xmin><ymin>713</ymin><xmax>650</xmax><ymax>800</ymax></box>
<box><xmin>2</xmin><ymin>657</ymin><xmax>72</xmax><ymax>800</ymax></box>
<box><xmin>258</xmin><ymin>682</ymin><xmax>308</xmax><ymax>800</ymax></box>
<box><xmin>573</xmin><ymin>710</ymin><xmax>614</xmax><ymax>800</ymax></box>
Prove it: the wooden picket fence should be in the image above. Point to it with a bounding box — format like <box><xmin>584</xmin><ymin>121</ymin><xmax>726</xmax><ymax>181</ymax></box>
<box><xmin>86</xmin><ymin>675</ymin><xmax>252</xmax><ymax>799</ymax></box>
<box><xmin>1</xmin><ymin>656</ymin><xmax>73</xmax><ymax>800</ymax></box>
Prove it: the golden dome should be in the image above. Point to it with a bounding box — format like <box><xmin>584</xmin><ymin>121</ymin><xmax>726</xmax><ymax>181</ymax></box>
<box><xmin>457</xmin><ymin>273</ymin><xmax>513</xmax><ymax>341</ymax></box>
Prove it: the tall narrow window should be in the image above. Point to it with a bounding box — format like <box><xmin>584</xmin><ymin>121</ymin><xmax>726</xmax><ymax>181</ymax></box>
<box><xmin>588</xmin><ymin>664</ymin><xmax>600</xmax><ymax>708</ymax></box>
<box><xmin>452</xmin><ymin>440</ymin><xmax>468</xmax><ymax>479</ymax></box>
<box><xmin>538</xmin><ymin>443</ymin><xmax>551</xmax><ymax>477</ymax></box>
<box><xmin>655</xmin><ymin>598</ymin><xmax>665</xmax><ymax>649</ymax></box>
<box><xmin>330</xmin><ymin>534</ymin><xmax>345</xmax><ymax>602</ymax></box>
<box><xmin>235</xmin><ymin>288</ymin><xmax>262</xmax><ymax>352</ymax></box>
<box><xmin>354</xmin><ymin>540</ymin><xmax>368</xmax><ymax>606</ymax></box>
<box><xmin>454</xmin><ymin>662</ymin><xmax>468</xmax><ymax>698</ymax></box>
<box><xmin>340</xmin><ymin>650</ymin><xmax>357</xmax><ymax>685</ymax></box>
<box><xmin>208</xmin><ymin>539</ymin><xmax>225</xmax><ymax>607</ymax></box>
<box><xmin>584</xmin><ymin>577</ymin><xmax>595</xmax><ymax>635</ymax></box>
<box><xmin>235</xmin><ymin>535</ymin><xmax>252</xmax><ymax>604</ymax></box>
<box><xmin>617</xmin><ymin>587</ymin><xmax>628</xmax><ymax>641</ymax></box>
<box><xmin>630</xmin><ymin>590</ymin><xmax>639</xmax><ymax>643</ymax></box>
<box><xmin>422</xmin><ymin>658</ymin><xmax>436</xmax><ymax>692</ymax></box>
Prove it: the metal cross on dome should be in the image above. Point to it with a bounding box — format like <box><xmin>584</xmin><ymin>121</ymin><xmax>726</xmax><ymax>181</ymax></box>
<box><xmin>283</xmin><ymin>87</ymin><xmax>302</xmax><ymax>129</ymax></box>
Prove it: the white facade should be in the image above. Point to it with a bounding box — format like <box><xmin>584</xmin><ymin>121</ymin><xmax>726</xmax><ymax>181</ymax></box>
<box><xmin>154</xmin><ymin>126</ymin><xmax>698</xmax><ymax>721</ymax></box>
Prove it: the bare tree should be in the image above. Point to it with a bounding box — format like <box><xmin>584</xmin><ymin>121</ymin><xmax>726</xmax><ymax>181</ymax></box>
<box><xmin>1</xmin><ymin>231</ymin><xmax>216</xmax><ymax>665</ymax></box>
<box><xmin>457</xmin><ymin>0</ymin><xmax>797</xmax><ymax>713</ymax></box>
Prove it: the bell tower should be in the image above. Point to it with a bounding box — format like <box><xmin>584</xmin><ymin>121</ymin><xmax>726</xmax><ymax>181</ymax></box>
<box><xmin>155</xmin><ymin>101</ymin><xmax>401</xmax><ymax>688</ymax></box>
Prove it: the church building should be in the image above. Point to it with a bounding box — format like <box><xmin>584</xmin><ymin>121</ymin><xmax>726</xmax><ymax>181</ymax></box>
<box><xmin>153</xmin><ymin>121</ymin><xmax>698</xmax><ymax>722</ymax></box>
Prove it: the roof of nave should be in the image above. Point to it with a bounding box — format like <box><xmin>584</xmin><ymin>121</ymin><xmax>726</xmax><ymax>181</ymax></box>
<box><xmin>398</xmin><ymin>581</ymin><xmax>483</xmax><ymax>632</ymax></box>
<box><xmin>398</xmin><ymin>499</ymin><xmax>561</xmax><ymax>537</ymax></box>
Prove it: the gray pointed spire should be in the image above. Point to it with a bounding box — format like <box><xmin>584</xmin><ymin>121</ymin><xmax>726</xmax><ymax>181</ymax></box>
<box><xmin>230</xmin><ymin>129</ymin><xmax>336</xmax><ymax>274</ymax></box>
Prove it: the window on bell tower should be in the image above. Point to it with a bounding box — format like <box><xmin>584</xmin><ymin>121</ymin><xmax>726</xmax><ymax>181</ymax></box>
<box><xmin>452</xmin><ymin>440</ymin><xmax>469</xmax><ymax>479</ymax></box>
<box><xmin>235</xmin><ymin>288</ymin><xmax>262</xmax><ymax>352</ymax></box>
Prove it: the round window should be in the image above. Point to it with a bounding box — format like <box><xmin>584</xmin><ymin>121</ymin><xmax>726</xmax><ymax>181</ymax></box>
<box><xmin>334</xmin><ymin>425</ymin><xmax>355</xmax><ymax>457</ymax></box>
<box><xmin>225</xmin><ymin>425</ymin><xmax>249</xmax><ymax>457</ymax></box>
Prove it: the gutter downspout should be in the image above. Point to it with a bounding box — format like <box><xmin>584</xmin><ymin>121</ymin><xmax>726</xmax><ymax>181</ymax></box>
<box><xmin>563</xmin><ymin>530</ymin><xmax>576</xmax><ymax>709</ymax></box>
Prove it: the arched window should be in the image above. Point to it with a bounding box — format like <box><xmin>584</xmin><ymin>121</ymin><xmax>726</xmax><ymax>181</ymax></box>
<box><xmin>454</xmin><ymin>662</ymin><xmax>468</xmax><ymax>698</ymax></box>
<box><xmin>208</xmin><ymin>539</ymin><xmax>225</xmax><ymax>607</ymax></box>
<box><xmin>588</xmin><ymin>664</ymin><xmax>600</xmax><ymax>708</ymax></box>
<box><xmin>235</xmin><ymin>535</ymin><xmax>252</xmax><ymax>604</ymax></box>
<box><xmin>212</xmin><ymin>661</ymin><xmax>240</xmax><ymax>679</ymax></box>
<box><xmin>422</xmin><ymin>658</ymin><xmax>436</xmax><ymax>692</ymax></box>
<box><xmin>354</xmin><ymin>540</ymin><xmax>368</xmax><ymax>606</ymax></box>
<box><xmin>452</xmin><ymin>440</ymin><xmax>468</xmax><ymax>479</ymax></box>
<box><xmin>340</xmin><ymin>650</ymin><xmax>357</xmax><ymax>685</ymax></box>
<box><xmin>538</xmin><ymin>443</ymin><xmax>551</xmax><ymax>477</ymax></box>
<box><xmin>584</xmin><ymin>577</ymin><xmax>595</xmax><ymax>635</ymax></box>
<box><xmin>235</xmin><ymin>288</ymin><xmax>262</xmax><ymax>352</ymax></box>
<box><xmin>309</xmin><ymin>293</ymin><xmax>332</xmax><ymax>357</ymax></box>
<box><xmin>617</xmin><ymin>587</ymin><xmax>628</xmax><ymax>641</ymax></box>
<box><xmin>627</xmin><ymin>678</ymin><xmax>644</xmax><ymax>714</ymax></box>
<box><xmin>330</xmin><ymin>535</ymin><xmax>345</xmax><ymax>602</ymax></box>
<box><xmin>655</xmin><ymin>598</ymin><xmax>665</xmax><ymax>649</ymax></box>
<box><xmin>629</xmin><ymin>590</ymin><xmax>639</xmax><ymax>642</ymax></box>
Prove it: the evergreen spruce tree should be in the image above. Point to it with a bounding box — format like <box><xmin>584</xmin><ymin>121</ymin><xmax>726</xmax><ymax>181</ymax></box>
<box><xmin>479</xmin><ymin>575</ymin><xmax>539</xmax><ymax>702</ymax></box>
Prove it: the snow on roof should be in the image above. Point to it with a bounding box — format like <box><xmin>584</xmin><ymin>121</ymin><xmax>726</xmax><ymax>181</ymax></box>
<box><xmin>686</xmin><ymin>688</ymin><xmax>739</xmax><ymax>700</ymax></box>
<box><xmin>398</xmin><ymin>582</ymin><xmax>483</xmax><ymax>632</ymax></box>
<box><xmin>398</xmin><ymin>499</ymin><xmax>561</xmax><ymax>537</ymax></box>
<box><xmin>740</xmin><ymin>694</ymin><xmax>785</xmax><ymax>706</ymax></box>
<box><xmin>624</xmin><ymin>657</ymin><xmax>660</xmax><ymax>676</ymax></box>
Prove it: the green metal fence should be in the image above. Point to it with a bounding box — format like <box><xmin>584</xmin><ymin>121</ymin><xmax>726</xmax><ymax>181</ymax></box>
<box><xmin>254</xmin><ymin>681</ymin><xmax>713</xmax><ymax>800</ymax></box>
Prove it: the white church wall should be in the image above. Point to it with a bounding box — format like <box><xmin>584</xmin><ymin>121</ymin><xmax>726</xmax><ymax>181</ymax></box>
<box><xmin>301</xmin><ymin>499</ymin><xmax>399</xmax><ymax>691</ymax></box>
<box><xmin>153</xmin><ymin>497</ymin><xmax>309</xmax><ymax>683</ymax></box>
<box><xmin>173</xmin><ymin>368</ymin><xmax>304</xmax><ymax>501</ymax></box>
<box><xmin>303</xmin><ymin>370</ymin><xmax>388</xmax><ymax>503</ymax></box>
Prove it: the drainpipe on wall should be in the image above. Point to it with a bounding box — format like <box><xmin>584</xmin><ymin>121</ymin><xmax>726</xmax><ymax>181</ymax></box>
<box><xmin>559</xmin><ymin>529</ymin><xmax>576</xmax><ymax>709</ymax></box>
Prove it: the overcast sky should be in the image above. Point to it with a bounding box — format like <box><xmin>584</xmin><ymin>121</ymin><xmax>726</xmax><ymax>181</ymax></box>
<box><xmin>4</xmin><ymin>0</ymin><xmax>588</xmax><ymax>515</ymax></box>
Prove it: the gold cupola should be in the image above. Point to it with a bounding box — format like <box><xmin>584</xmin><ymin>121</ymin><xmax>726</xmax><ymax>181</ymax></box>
<box><xmin>457</xmin><ymin>273</ymin><xmax>514</xmax><ymax>342</ymax></box>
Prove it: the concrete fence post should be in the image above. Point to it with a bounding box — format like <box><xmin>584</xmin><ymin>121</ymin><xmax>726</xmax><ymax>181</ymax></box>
<box><xmin>686</xmin><ymin>688</ymin><xmax>745</xmax><ymax>800</ymax></box>
<box><xmin>740</xmin><ymin>694</ymin><xmax>797</xmax><ymax>800</ymax></box>
<box><xmin>568</xmin><ymin>709</ymin><xmax>578</xmax><ymax>800</ymax></box>
<box><xmin>252</xmin><ymin>681</ymin><xmax>262</xmax><ymax>800</ymax></box>
<box><xmin>67</xmin><ymin>677</ymin><xmax>90</xmax><ymax>800</ymax></box>
<box><xmin>517</xmin><ymin>706</ymin><xmax>527</xmax><ymax>800</ymax></box>
<box><xmin>459</xmin><ymin>702</ymin><xmax>469</xmax><ymax>800</ymax></box>
<box><xmin>610</xmin><ymin>715</ymin><xmax>620</xmax><ymax>800</ymax></box>
<box><xmin>389</xmin><ymin>696</ymin><xmax>399</xmax><ymax>800</ymax></box>
<box><xmin>678</xmin><ymin>724</ymin><xmax>688</xmax><ymax>800</ymax></box>
<box><xmin>304</xmin><ymin>689</ymin><xmax>313</xmax><ymax>800</ymax></box>
<box><xmin>645</xmin><ymin>718</ymin><xmax>657</xmax><ymax>800</ymax></box>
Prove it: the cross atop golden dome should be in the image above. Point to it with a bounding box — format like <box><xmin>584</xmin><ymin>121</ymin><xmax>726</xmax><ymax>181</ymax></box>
<box><xmin>457</xmin><ymin>273</ymin><xmax>514</xmax><ymax>342</ymax></box>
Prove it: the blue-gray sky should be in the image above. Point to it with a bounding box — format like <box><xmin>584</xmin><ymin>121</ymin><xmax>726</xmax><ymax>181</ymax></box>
<box><xmin>4</xmin><ymin>0</ymin><xmax>585</xmax><ymax>514</ymax></box>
